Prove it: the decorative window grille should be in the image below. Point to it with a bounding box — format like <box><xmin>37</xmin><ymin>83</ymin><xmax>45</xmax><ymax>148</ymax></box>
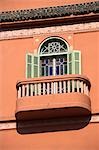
<box><xmin>40</xmin><ymin>37</ymin><xmax>68</xmax><ymax>55</ymax></box>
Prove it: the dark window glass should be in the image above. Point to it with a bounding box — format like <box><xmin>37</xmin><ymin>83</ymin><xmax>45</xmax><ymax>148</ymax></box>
<box><xmin>50</xmin><ymin>67</ymin><xmax>53</xmax><ymax>75</ymax></box>
<box><xmin>56</xmin><ymin>66</ymin><xmax>59</xmax><ymax>75</ymax></box>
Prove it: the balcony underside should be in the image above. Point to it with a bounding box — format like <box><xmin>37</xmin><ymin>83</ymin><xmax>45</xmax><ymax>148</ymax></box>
<box><xmin>16</xmin><ymin>92</ymin><xmax>91</xmax><ymax>121</ymax></box>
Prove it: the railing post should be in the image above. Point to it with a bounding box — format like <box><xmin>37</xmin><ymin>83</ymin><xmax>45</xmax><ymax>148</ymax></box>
<box><xmin>67</xmin><ymin>80</ymin><xmax>70</xmax><ymax>93</ymax></box>
<box><xmin>38</xmin><ymin>83</ymin><xmax>41</xmax><ymax>95</ymax></box>
<box><xmin>80</xmin><ymin>81</ymin><xmax>84</xmax><ymax>93</ymax></box>
<box><xmin>53</xmin><ymin>82</ymin><xmax>56</xmax><ymax>94</ymax></box>
<box><xmin>43</xmin><ymin>83</ymin><xmax>46</xmax><ymax>95</ymax></box>
<box><xmin>77</xmin><ymin>80</ymin><xmax>80</xmax><ymax>92</ymax></box>
<box><xmin>84</xmin><ymin>83</ymin><xmax>86</xmax><ymax>95</ymax></box>
<box><xmin>55</xmin><ymin>82</ymin><xmax>58</xmax><ymax>94</ymax></box>
<box><xmin>72</xmin><ymin>80</ymin><xmax>75</xmax><ymax>92</ymax></box>
<box><xmin>59</xmin><ymin>81</ymin><xmax>62</xmax><ymax>93</ymax></box>
<box><xmin>63</xmin><ymin>81</ymin><xmax>66</xmax><ymax>93</ymax></box>
<box><xmin>47</xmin><ymin>83</ymin><xmax>50</xmax><ymax>95</ymax></box>
<box><xmin>51</xmin><ymin>82</ymin><xmax>53</xmax><ymax>94</ymax></box>
<box><xmin>18</xmin><ymin>86</ymin><xmax>21</xmax><ymax>98</ymax></box>
<box><xmin>85</xmin><ymin>85</ymin><xmax>89</xmax><ymax>96</ymax></box>
<box><xmin>26</xmin><ymin>84</ymin><xmax>29</xmax><ymax>96</ymax></box>
<box><xmin>34</xmin><ymin>84</ymin><xmax>37</xmax><ymax>96</ymax></box>
<box><xmin>30</xmin><ymin>84</ymin><xmax>34</xmax><ymax>96</ymax></box>
<box><xmin>22</xmin><ymin>85</ymin><xmax>25</xmax><ymax>97</ymax></box>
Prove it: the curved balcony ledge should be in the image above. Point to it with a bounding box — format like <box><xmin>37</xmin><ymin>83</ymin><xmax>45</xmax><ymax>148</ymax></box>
<box><xmin>15</xmin><ymin>74</ymin><xmax>91</xmax><ymax>121</ymax></box>
<box><xmin>16</xmin><ymin>74</ymin><xmax>91</xmax><ymax>87</ymax></box>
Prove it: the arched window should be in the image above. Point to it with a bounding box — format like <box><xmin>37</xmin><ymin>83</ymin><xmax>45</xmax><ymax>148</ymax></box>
<box><xmin>39</xmin><ymin>37</ymin><xmax>69</xmax><ymax>55</ymax></box>
<box><xmin>26</xmin><ymin>37</ymin><xmax>81</xmax><ymax>78</ymax></box>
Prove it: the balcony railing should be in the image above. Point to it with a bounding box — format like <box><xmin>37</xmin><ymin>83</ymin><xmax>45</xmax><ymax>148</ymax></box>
<box><xmin>17</xmin><ymin>75</ymin><xmax>91</xmax><ymax>99</ymax></box>
<box><xmin>16</xmin><ymin>75</ymin><xmax>91</xmax><ymax>121</ymax></box>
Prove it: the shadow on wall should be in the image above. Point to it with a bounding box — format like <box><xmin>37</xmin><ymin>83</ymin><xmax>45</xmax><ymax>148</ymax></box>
<box><xmin>16</xmin><ymin>115</ymin><xmax>91</xmax><ymax>134</ymax></box>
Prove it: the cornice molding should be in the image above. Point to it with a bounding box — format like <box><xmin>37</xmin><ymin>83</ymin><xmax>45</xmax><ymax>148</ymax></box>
<box><xmin>0</xmin><ymin>22</ymin><xmax>99</xmax><ymax>41</ymax></box>
<box><xmin>0</xmin><ymin>1</ymin><xmax>99</xmax><ymax>23</ymax></box>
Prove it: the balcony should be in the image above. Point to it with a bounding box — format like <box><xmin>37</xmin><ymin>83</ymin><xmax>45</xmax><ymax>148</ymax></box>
<box><xmin>15</xmin><ymin>75</ymin><xmax>91</xmax><ymax>121</ymax></box>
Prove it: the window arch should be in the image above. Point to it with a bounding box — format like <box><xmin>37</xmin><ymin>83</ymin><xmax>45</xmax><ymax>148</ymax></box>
<box><xmin>39</xmin><ymin>36</ymin><xmax>69</xmax><ymax>56</ymax></box>
<box><xmin>26</xmin><ymin>37</ymin><xmax>81</xmax><ymax>78</ymax></box>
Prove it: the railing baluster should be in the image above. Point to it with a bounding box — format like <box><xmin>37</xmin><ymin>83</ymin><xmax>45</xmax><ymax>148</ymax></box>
<box><xmin>47</xmin><ymin>83</ymin><xmax>49</xmax><ymax>95</ymax></box>
<box><xmin>30</xmin><ymin>84</ymin><xmax>33</xmax><ymax>96</ymax></box>
<box><xmin>84</xmin><ymin>84</ymin><xmax>89</xmax><ymax>96</ymax></box>
<box><xmin>55</xmin><ymin>82</ymin><xmax>58</xmax><ymax>94</ymax></box>
<box><xmin>59</xmin><ymin>81</ymin><xmax>62</xmax><ymax>93</ymax></box>
<box><xmin>84</xmin><ymin>83</ymin><xmax>86</xmax><ymax>95</ymax></box>
<box><xmin>53</xmin><ymin>82</ymin><xmax>56</xmax><ymax>94</ymax></box>
<box><xmin>22</xmin><ymin>85</ymin><xmax>25</xmax><ymax>97</ymax></box>
<box><xmin>67</xmin><ymin>80</ymin><xmax>70</xmax><ymax>93</ymax></box>
<box><xmin>49</xmin><ymin>82</ymin><xmax>51</xmax><ymax>94</ymax></box>
<box><xmin>26</xmin><ymin>84</ymin><xmax>29</xmax><ymax>96</ymax></box>
<box><xmin>38</xmin><ymin>83</ymin><xmax>41</xmax><ymax>95</ymax></box>
<box><xmin>43</xmin><ymin>83</ymin><xmax>45</xmax><ymax>95</ymax></box>
<box><xmin>77</xmin><ymin>80</ymin><xmax>80</xmax><ymax>92</ymax></box>
<box><xmin>18</xmin><ymin>86</ymin><xmax>21</xmax><ymax>98</ymax></box>
<box><xmin>72</xmin><ymin>80</ymin><xmax>75</xmax><ymax>92</ymax></box>
<box><xmin>86</xmin><ymin>85</ymin><xmax>89</xmax><ymax>96</ymax></box>
<box><xmin>66</xmin><ymin>81</ymin><xmax>67</xmax><ymax>93</ymax></box>
<box><xmin>63</xmin><ymin>81</ymin><xmax>66</xmax><ymax>93</ymax></box>
<box><xmin>34</xmin><ymin>84</ymin><xmax>37</xmax><ymax>96</ymax></box>
<box><xmin>51</xmin><ymin>82</ymin><xmax>53</xmax><ymax>94</ymax></box>
<box><xmin>80</xmin><ymin>81</ymin><xmax>84</xmax><ymax>93</ymax></box>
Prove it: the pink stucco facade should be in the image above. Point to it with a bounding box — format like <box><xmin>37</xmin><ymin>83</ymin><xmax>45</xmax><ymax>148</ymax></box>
<box><xmin>0</xmin><ymin>0</ymin><xmax>99</xmax><ymax>149</ymax></box>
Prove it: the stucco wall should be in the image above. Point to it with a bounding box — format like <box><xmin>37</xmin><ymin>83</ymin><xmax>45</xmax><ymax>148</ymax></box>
<box><xmin>0</xmin><ymin>123</ymin><xmax>99</xmax><ymax>150</ymax></box>
<box><xmin>0</xmin><ymin>30</ymin><xmax>99</xmax><ymax>120</ymax></box>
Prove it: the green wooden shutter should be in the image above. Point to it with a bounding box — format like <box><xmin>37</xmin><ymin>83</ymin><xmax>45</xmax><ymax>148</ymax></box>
<box><xmin>26</xmin><ymin>54</ymin><xmax>39</xmax><ymax>78</ymax></box>
<box><xmin>67</xmin><ymin>52</ymin><xmax>72</xmax><ymax>74</ymax></box>
<box><xmin>73</xmin><ymin>50</ymin><xmax>81</xmax><ymax>74</ymax></box>
<box><xmin>26</xmin><ymin>53</ymin><xmax>33</xmax><ymax>78</ymax></box>
<box><xmin>33</xmin><ymin>55</ymin><xmax>39</xmax><ymax>77</ymax></box>
<box><xmin>67</xmin><ymin>50</ymin><xmax>81</xmax><ymax>74</ymax></box>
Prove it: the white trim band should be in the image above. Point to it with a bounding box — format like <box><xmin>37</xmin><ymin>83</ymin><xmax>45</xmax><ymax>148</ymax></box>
<box><xmin>0</xmin><ymin>22</ymin><xmax>99</xmax><ymax>41</ymax></box>
<box><xmin>0</xmin><ymin>115</ymin><xmax>99</xmax><ymax>130</ymax></box>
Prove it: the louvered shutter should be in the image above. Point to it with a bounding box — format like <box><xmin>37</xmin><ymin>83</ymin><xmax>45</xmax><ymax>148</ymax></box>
<box><xmin>67</xmin><ymin>50</ymin><xmax>81</xmax><ymax>74</ymax></box>
<box><xmin>26</xmin><ymin>53</ymin><xmax>33</xmax><ymax>78</ymax></box>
